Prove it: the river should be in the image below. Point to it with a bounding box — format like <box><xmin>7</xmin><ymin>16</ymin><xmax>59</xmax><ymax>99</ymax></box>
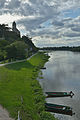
<box><xmin>39</xmin><ymin>51</ymin><xmax>80</xmax><ymax>120</ymax></box>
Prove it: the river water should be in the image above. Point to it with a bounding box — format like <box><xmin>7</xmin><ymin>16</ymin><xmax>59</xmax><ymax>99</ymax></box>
<box><xmin>39</xmin><ymin>51</ymin><xmax>80</xmax><ymax>120</ymax></box>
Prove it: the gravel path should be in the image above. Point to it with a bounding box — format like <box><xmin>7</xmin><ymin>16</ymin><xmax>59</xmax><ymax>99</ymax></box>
<box><xmin>0</xmin><ymin>53</ymin><xmax>37</xmax><ymax>67</ymax></box>
<box><xmin>0</xmin><ymin>105</ymin><xmax>14</xmax><ymax>120</ymax></box>
<box><xmin>0</xmin><ymin>59</ymin><xmax>27</xmax><ymax>67</ymax></box>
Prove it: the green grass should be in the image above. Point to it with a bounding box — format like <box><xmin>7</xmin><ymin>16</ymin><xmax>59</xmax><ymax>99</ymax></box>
<box><xmin>0</xmin><ymin>52</ymin><xmax>56</xmax><ymax>120</ymax></box>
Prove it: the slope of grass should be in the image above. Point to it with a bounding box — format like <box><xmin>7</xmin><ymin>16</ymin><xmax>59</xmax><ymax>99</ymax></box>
<box><xmin>0</xmin><ymin>52</ymin><xmax>56</xmax><ymax>120</ymax></box>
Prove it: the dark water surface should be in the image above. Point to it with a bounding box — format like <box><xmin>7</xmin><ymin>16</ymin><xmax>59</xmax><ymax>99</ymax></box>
<box><xmin>39</xmin><ymin>51</ymin><xmax>80</xmax><ymax>120</ymax></box>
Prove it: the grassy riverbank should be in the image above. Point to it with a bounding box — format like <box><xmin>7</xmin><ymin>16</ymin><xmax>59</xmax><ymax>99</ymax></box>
<box><xmin>0</xmin><ymin>52</ymin><xmax>56</xmax><ymax>120</ymax></box>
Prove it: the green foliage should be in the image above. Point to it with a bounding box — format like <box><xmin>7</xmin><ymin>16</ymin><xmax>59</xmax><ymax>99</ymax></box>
<box><xmin>40</xmin><ymin>111</ymin><xmax>56</xmax><ymax>120</ymax></box>
<box><xmin>0</xmin><ymin>24</ymin><xmax>10</xmax><ymax>38</ymax></box>
<box><xmin>5</xmin><ymin>31</ymin><xmax>20</xmax><ymax>43</ymax></box>
<box><xmin>0</xmin><ymin>50</ymin><xmax>7</xmax><ymax>61</ymax></box>
<box><xmin>0</xmin><ymin>51</ymin><xmax>4</xmax><ymax>61</ymax></box>
<box><xmin>71</xmin><ymin>46</ymin><xmax>80</xmax><ymax>52</ymax></box>
<box><xmin>12</xmin><ymin>41</ymin><xmax>28</xmax><ymax>59</ymax></box>
<box><xmin>6</xmin><ymin>41</ymin><xmax>28</xmax><ymax>60</ymax></box>
<box><xmin>0</xmin><ymin>40</ymin><xmax>9</xmax><ymax>49</ymax></box>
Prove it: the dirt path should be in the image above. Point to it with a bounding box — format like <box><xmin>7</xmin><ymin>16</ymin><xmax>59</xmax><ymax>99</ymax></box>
<box><xmin>0</xmin><ymin>53</ymin><xmax>37</xmax><ymax>67</ymax></box>
<box><xmin>0</xmin><ymin>105</ymin><xmax>14</xmax><ymax>120</ymax></box>
<box><xmin>0</xmin><ymin>59</ymin><xmax>27</xmax><ymax>67</ymax></box>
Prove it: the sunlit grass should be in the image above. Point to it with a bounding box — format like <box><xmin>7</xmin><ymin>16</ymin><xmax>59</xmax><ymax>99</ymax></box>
<box><xmin>0</xmin><ymin>52</ymin><xmax>56</xmax><ymax>120</ymax></box>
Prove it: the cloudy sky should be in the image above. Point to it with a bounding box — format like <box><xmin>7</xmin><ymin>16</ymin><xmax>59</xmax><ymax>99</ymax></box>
<box><xmin>0</xmin><ymin>0</ymin><xmax>80</xmax><ymax>47</ymax></box>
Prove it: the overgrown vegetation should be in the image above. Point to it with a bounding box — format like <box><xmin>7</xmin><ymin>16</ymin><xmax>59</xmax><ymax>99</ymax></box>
<box><xmin>0</xmin><ymin>24</ymin><xmax>38</xmax><ymax>62</ymax></box>
<box><xmin>0</xmin><ymin>52</ymin><xmax>56</xmax><ymax>120</ymax></box>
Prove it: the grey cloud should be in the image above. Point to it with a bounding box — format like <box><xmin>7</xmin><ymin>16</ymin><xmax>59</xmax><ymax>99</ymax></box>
<box><xmin>17</xmin><ymin>4</ymin><xmax>35</xmax><ymax>16</ymax></box>
<box><xmin>17</xmin><ymin>17</ymin><xmax>46</xmax><ymax>30</ymax></box>
<box><xmin>31</xmin><ymin>27</ymin><xmax>60</xmax><ymax>39</ymax></box>
<box><xmin>62</xmin><ymin>18</ymin><xmax>73</xmax><ymax>22</ymax></box>
<box><xmin>64</xmin><ymin>16</ymin><xmax>80</xmax><ymax>32</ymax></box>
<box><xmin>0</xmin><ymin>0</ymin><xmax>6</xmax><ymax>8</ymax></box>
<box><xmin>5</xmin><ymin>0</ymin><xmax>21</xmax><ymax>9</ymax></box>
<box><xmin>63</xmin><ymin>32</ymin><xmax>80</xmax><ymax>37</ymax></box>
<box><xmin>52</xmin><ymin>21</ymin><xmax>64</xmax><ymax>26</ymax></box>
<box><xmin>33</xmin><ymin>29</ymin><xmax>59</xmax><ymax>36</ymax></box>
<box><xmin>66</xmin><ymin>24</ymin><xmax>75</xmax><ymax>28</ymax></box>
<box><xmin>0</xmin><ymin>0</ymin><xmax>21</xmax><ymax>15</ymax></box>
<box><xmin>71</xmin><ymin>26</ymin><xmax>80</xmax><ymax>32</ymax></box>
<box><xmin>0</xmin><ymin>0</ymin><xmax>80</xmax><ymax>15</ymax></box>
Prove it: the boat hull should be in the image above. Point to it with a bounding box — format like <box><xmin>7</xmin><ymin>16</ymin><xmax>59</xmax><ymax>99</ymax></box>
<box><xmin>45</xmin><ymin>103</ymin><xmax>74</xmax><ymax>116</ymax></box>
<box><xmin>46</xmin><ymin>91</ymin><xmax>74</xmax><ymax>98</ymax></box>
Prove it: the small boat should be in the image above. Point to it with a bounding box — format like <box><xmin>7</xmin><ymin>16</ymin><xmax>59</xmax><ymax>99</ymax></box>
<box><xmin>45</xmin><ymin>103</ymin><xmax>75</xmax><ymax>116</ymax></box>
<box><xmin>40</xmin><ymin>67</ymin><xmax>46</xmax><ymax>69</ymax></box>
<box><xmin>45</xmin><ymin>91</ymin><xmax>74</xmax><ymax>98</ymax></box>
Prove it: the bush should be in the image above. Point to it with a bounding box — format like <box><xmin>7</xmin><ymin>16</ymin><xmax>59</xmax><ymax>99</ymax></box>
<box><xmin>40</xmin><ymin>111</ymin><xmax>56</xmax><ymax>120</ymax></box>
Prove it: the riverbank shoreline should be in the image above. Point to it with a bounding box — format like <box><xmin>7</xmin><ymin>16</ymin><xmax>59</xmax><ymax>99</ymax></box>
<box><xmin>0</xmin><ymin>52</ymin><xmax>56</xmax><ymax>120</ymax></box>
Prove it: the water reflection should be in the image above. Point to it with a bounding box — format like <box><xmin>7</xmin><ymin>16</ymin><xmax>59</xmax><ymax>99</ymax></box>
<box><xmin>39</xmin><ymin>51</ymin><xmax>80</xmax><ymax>120</ymax></box>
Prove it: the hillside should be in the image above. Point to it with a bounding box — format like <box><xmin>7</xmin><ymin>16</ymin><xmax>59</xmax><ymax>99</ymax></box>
<box><xmin>0</xmin><ymin>22</ymin><xmax>38</xmax><ymax>62</ymax></box>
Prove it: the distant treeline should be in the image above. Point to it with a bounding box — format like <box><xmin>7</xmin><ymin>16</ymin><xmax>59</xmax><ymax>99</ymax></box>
<box><xmin>40</xmin><ymin>46</ymin><xmax>80</xmax><ymax>52</ymax></box>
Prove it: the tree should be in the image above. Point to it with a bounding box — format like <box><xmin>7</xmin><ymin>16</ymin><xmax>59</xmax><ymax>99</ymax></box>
<box><xmin>0</xmin><ymin>40</ymin><xmax>9</xmax><ymax>50</ymax></box>
<box><xmin>6</xmin><ymin>44</ymin><xmax>17</xmax><ymax>61</ymax></box>
<box><xmin>0</xmin><ymin>51</ymin><xmax>4</xmax><ymax>61</ymax></box>
<box><xmin>22</xmin><ymin>35</ymin><xmax>38</xmax><ymax>52</ymax></box>
<box><xmin>0</xmin><ymin>24</ymin><xmax>10</xmax><ymax>38</ymax></box>
<box><xmin>13</xmin><ymin>41</ymin><xmax>28</xmax><ymax>59</ymax></box>
<box><xmin>6</xmin><ymin>41</ymin><xmax>28</xmax><ymax>61</ymax></box>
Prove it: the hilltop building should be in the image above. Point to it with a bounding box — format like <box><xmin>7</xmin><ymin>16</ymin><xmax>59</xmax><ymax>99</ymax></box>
<box><xmin>12</xmin><ymin>21</ymin><xmax>20</xmax><ymax>36</ymax></box>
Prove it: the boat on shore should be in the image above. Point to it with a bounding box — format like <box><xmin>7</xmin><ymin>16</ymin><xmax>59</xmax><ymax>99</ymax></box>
<box><xmin>45</xmin><ymin>91</ymin><xmax>74</xmax><ymax>98</ymax></box>
<box><xmin>45</xmin><ymin>103</ymin><xmax>75</xmax><ymax>116</ymax></box>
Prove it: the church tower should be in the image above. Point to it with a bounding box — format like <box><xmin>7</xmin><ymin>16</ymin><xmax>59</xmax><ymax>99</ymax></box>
<box><xmin>12</xmin><ymin>21</ymin><xmax>16</xmax><ymax>31</ymax></box>
<box><xmin>12</xmin><ymin>21</ymin><xmax>20</xmax><ymax>36</ymax></box>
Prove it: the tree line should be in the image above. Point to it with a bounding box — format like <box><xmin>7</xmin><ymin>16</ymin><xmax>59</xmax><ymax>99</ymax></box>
<box><xmin>40</xmin><ymin>46</ymin><xmax>80</xmax><ymax>52</ymax></box>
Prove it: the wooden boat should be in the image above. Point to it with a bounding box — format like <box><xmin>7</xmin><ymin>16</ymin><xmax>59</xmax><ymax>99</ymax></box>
<box><xmin>45</xmin><ymin>91</ymin><xmax>74</xmax><ymax>98</ymax></box>
<box><xmin>45</xmin><ymin>103</ymin><xmax>75</xmax><ymax>116</ymax></box>
<box><xmin>40</xmin><ymin>67</ymin><xmax>46</xmax><ymax>69</ymax></box>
